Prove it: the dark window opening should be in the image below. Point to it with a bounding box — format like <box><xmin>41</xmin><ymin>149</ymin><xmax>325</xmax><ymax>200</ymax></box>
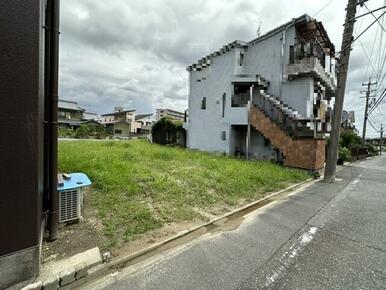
<box><xmin>201</xmin><ymin>97</ymin><xmax>207</xmax><ymax>109</ymax></box>
<box><xmin>114</xmin><ymin>129</ymin><xmax>122</xmax><ymax>134</ymax></box>
<box><xmin>289</xmin><ymin>45</ymin><xmax>294</xmax><ymax>64</ymax></box>
<box><xmin>232</xmin><ymin>84</ymin><xmax>251</xmax><ymax>107</ymax></box>
<box><xmin>221</xmin><ymin>131</ymin><xmax>226</xmax><ymax>141</ymax></box>
<box><xmin>239</xmin><ymin>52</ymin><xmax>244</xmax><ymax>66</ymax></box>
<box><xmin>222</xmin><ymin>93</ymin><xmax>226</xmax><ymax>117</ymax></box>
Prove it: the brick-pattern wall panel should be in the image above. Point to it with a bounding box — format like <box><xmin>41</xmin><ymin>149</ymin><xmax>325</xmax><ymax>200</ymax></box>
<box><xmin>250</xmin><ymin>107</ymin><xmax>325</xmax><ymax>170</ymax></box>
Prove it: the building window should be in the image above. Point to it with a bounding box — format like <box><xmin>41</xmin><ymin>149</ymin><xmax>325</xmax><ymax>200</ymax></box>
<box><xmin>221</xmin><ymin>131</ymin><xmax>226</xmax><ymax>141</ymax></box>
<box><xmin>201</xmin><ymin>97</ymin><xmax>207</xmax><ymax>109</ymax></box>
<box><xmin>222</xmin><ymin>93</ymin><xmax>226</xmax><ymax>117</ymax></box>
<box><xmin>239</xmin><ymin>51</ymin><xmax>244</xmax><ymax>66</ymax></box>
<box><xmin>289</xmin><ymin>45</ymin><xmax>295</xmax><ymax>64</ymax></box>
<box><xmin>114</xmin><ymin>129</ymin><xmax>122</xmax><ymax>134</ymax></box>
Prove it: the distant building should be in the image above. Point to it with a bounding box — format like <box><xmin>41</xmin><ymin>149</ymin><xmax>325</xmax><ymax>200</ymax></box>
<box><xmin>100</xmin><ymin>107</ymin><xmax>136</xmax><ymax>124</ymax></box>
<box><xmin>341</xmin><ymin>110</ymin><xmax>358</xmax><ymax>134</ymax></box>
<box><xmin>82</xmin><ymin>111</ymin><xmax>100</xmax><ymax>121</ymax></box>
<box><xmin>135</xmin><ymin>113</ymin><xmax>155</xmax><ymax>134</ymax></box>
<box><xmin>58</xmin><ymin>99</ymin><xmax>102</xmax><ymax>130</ymax></box>
<box><xmin>101</xmin><ymin>107</ymin><xmax>154</xmax><ymax>137</ymax></box>
<box><xmin>156</xmin><ymin>108</ymin><xmax>185</xmax><ymax>121</ymax></box>
<box><xmin>101</xmin><ymin>108</ymin><xmax>137</xmax><ymax>138</ymax></box>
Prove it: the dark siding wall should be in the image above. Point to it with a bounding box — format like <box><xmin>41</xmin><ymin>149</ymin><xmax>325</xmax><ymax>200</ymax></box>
<box><xmin>0</xmin><ymin>0</ymin><xmax>44</xmax><ymax>282</ymax></box>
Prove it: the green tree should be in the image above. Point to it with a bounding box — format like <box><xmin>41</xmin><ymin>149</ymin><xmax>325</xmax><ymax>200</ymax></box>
<box><xmin>74</xmin><ymin>124</ymin><xmax>94</xmax><ymax>138</ymax></box>
<box><xmin>340</xmin><ymin>131</ymin><xmax>363</xmax><ymax>149</ymax></box>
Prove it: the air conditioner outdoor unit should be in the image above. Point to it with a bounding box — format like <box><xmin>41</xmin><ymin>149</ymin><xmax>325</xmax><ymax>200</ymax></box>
<box><xmin>57</xmin><ymin>172</ymin><xmax>92</xmax><ymax>223</ymax></box>
<box><xmin>59</xmin><ymin>188</ymin><xmax>81</xmax><ymax>223</ymax></box>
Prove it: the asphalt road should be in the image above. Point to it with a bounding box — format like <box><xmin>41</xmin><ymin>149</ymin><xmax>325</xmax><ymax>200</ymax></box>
<box><xmin>89</xmin><ymin>155</ymin><xmax>386</xmax><ymax>289</ymax></box>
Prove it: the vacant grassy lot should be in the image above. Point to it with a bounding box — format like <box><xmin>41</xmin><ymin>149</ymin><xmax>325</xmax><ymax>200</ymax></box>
<box><xmin>58</xmin><ymin>140</ymin><xmax>309</xmax><ymax>248</ymax></box>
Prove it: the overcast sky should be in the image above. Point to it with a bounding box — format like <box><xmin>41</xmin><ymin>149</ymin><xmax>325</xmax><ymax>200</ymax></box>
<box><xmin>59</xmin><ymin>0</ymin><xmax>386</xmax><ymax>137</ymax></box>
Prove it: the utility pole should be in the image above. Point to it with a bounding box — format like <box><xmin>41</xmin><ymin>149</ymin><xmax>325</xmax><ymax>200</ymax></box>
<box><xmin>246</xmin><ymin>85</ymin><xmax>254</xmax><ymax>161</ymax></box>
<box><xmin>361</xmin><ymin>78</ymin><xmax>377</xmax><ymax>140</ymax></box>
<box><xmin>380</xmin><ymin>124</ymin><xmax>384</xmax><ymax>155</ymax></box>
<box><xmin>324</xmin><ymin>0</ymin><xmax>362</xmax><ymax>182</ymax></box>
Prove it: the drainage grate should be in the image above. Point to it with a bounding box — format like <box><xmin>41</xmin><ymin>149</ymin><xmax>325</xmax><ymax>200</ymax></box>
<box><xmin>59</xmin><ymin>188</ymin><xmax>80</xmax><ymax>223</ymax></box>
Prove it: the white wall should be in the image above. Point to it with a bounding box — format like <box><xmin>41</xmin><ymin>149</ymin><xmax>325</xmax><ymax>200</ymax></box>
<box><xmin>188</xmin><ymin>50</ymin><xmax>236</xmax><ymax>153</ymax></box>
<box><xmin>187</xmin><ymin>22</ymin><xmax>333</xmax><ymax>155</ymax></box>
<box><xmin>281</xmin><ymin>77</ymin><xmax>314</xmax><ymax>117</ymax></box>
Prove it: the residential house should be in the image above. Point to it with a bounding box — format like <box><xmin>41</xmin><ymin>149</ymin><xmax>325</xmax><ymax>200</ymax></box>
<box><xmin>185</xmin><ymin>15</ymin><xmax>336</xmax><ymax>171</ymax></box>
<box><xmin>58</xmin><ymin>99</ymin><xmax>102</xmax><ymax>130</ymax></box>
<box><xmin>341</xmin><ymin>110</ymin><xmax>358</xmax><ymax>134</ymax></box>
<box><xmin>135</xmin><ymin>113</ymin><xmax>155</xmax><ymax>134</ymax></box>
<box><xmin>156</xmin><ymin>108</ymin><xmax>185</xmax><ymax>121</ymax></box>
<box><xmin>101</xmin><ymin>107</ymin><xmax>136</xmax><ymax>138</ymax></box>
<box><xmin>82</xmin><ymin>111</ymin><xmax>100</xmax><ymax>122</ymax></box>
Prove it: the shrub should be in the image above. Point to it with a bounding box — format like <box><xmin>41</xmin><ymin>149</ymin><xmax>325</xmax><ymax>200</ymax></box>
<box><xmin>338</xmin><ymin>146</ymin><xmax>351</xmax><ymax>164</ymax></box>
<box><xmin>340</xmin><ymin>131</ymin><xmax>363</xmax><ymax>149</ymax></box>
<box><xmin>366</xmin><ymin>143</ymin><xmax>377</xmax><ymax>156</ymax></box>
<box><xmin>94</xmin><ymin>126</ymin><xmax>109</xmax><ymax>139</ymax></box>
<box><xmin>151</xmin><ymin>117</ymin><xmax>182</xmax><ymax>133</ymax></box>
<box><xmin>58</xmin><ymin>127</ymin><xmax>75</xmax><ymax>138</ymax></box>
<box><xmin>74</xmin><ymin>124</ymin><xmax>94</xmax><ymax>138</ymax></box>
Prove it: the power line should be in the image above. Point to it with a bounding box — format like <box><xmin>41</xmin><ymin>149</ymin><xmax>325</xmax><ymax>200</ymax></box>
<box><xmin>368</xmin><ymin>116</ymin><xmax>380</xmax><ymax>132</ymax></box>
<box><xmin>361</xmin><ymin>17</ymin><xmax>380</xmax><ymax>83</ymax></box>
<box><xmin>358</xmin><ymin>39</ymin><xmax>379</xmax><ymax>78</ymax></box>
<box><xmin>340</xmin><ymin>9</ymin><xmax>386</xmax><ymax>54</ymax></box>
<box><xmin>313</xmin><ymin>0</ymin><xmax>334</xmax><ymax>17</ymax></box>
<box><xmin>368</xmin><ymin>87</ymin><xmax>386</xmax><ymax>115</ymax></box>
<box><xmin>364</xmin><ymin>3</ymin><xmax>386</xmax><ymax>32</ymax></box>
<box><xmin>355</xmin><ymin>4</ymin><xmax>386</xmax><ymax>19</ymax></box>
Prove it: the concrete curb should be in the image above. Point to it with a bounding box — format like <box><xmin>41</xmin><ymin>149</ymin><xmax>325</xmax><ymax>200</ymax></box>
<box><xmin>71</xmin><ymin>176</ymin><xmax>321</xmax><ymax>288</ymax></box>
<box><xmin>111</xmin><ymin>178</ymin><xmax>318</xmax><ymax>267</ymax></box>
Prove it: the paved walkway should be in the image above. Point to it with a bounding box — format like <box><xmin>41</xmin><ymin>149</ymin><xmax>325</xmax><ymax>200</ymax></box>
<box><xmin>89</xmin><ymin>155</ymin><xmax>386</xmax><ymax>289</ymax></box>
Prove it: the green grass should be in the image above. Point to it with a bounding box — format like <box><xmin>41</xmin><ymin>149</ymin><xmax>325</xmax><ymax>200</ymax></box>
<box><xmin>58</xmin><ymin>140</ymin><xmax>309</xmax><ymax>248</ymax></box>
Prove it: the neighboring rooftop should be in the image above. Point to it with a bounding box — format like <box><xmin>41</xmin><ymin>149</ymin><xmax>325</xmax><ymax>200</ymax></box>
<box><xmin>58</xmin><ymin>99</ymin><xmax>85</xmax><ymax>112</ymax></box>
<box><xmin>157</xmin><ymin>108</ymin><xmax>184</xmax><ymax>114</ymax></box>
<box><xmin>101</xmin><ymin>110</ymin><xmax>136</xmax><ymax>117</ymax></box>
<box><xmin>135</xmin><ymin>113</ymin><xmax>153</xmax><ymax>121</ymax></box>
<box><xmin>82</xmin><ymin>111</ymin><xmax>99</xmax><ymax>121</ymax></box>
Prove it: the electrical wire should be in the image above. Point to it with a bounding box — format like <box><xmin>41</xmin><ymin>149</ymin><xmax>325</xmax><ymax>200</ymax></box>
<box><xmin>340</xmin><ymin>10</ymin><xmax>386</xmax><ymax>54</ymax></box>
<box><xmin>359</xmin><ymin>39</ymin><xmax>379</xmax><ymax>78</ymax></box>
<box><xmin>313</xmin><ymin>0</ymin><xmax>334</xmax><ymax>17</ymax></box>
<box><xmin>368</xmin><ymin>88</ymin><xmax>386</xmax><ymax>115</ymax></box>
<box><xmin>368</xmin><ymin>116</ymin><xmax>380</xmax><ymax>132</ymax></box>
<box><xmin>365</xmin><ymin>3</ymin><xmax>386</xmax><ymax>33</ymax></box>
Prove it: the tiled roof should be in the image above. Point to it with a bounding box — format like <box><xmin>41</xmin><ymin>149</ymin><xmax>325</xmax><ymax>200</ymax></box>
<box><xmin>101</xmin><ymin>110</ymin><xmax>136</xmax><ymax>117</ymax></box>
<box><xmin>58</xmin><ymin>99</ymin><xmax>85</xmax><ymax>111</ymax></box>
<box><xmin>135</xmin><ymin>113</ymin><xmax>153</xmax><ymax>120</ymax></box>
<box><xmin>82</xmin><ymin>111</ymin><xmax>99</xmax><ymax>120</ymax></box>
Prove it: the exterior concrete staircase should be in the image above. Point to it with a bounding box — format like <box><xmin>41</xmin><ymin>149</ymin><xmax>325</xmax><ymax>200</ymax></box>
<box><xmin>250</xmin><ymin>106</ymin><xmax>325</xmax><ymax>170</ymax></box>
<box><xmin>249</xmin><ymin>77</ymin><xmax>325</xmax><ymax>171</ymax></box>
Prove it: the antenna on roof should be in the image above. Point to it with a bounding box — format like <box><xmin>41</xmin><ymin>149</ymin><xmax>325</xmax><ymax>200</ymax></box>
<box><xmin>257</xmin><ymin>20</ymin><xmax>262</xmax><ymax>37</ymax></box>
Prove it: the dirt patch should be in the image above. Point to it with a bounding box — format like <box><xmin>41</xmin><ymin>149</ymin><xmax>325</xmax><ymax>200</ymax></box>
<box><xmin>42</xmin><ymin>189</ymin><xmax>107</xmax><ymax>264</ymax></box>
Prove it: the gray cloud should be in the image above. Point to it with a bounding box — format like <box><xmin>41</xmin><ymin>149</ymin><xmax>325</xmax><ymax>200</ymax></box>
<box><xmin>59</xmin><ymin>0</ymin><xmax>386</xmax><ymax>137</ymax></box>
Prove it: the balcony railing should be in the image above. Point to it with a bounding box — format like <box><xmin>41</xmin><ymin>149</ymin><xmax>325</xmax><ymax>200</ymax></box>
<box><xmin>287</xmin><ymin>57</ymin><xmax>336</xmax><ymax>93</ymax></box>
<box><xmin>251</xmin><ymin>91</ymin><xmax>324</xmax><ymax>138</ymax></box>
